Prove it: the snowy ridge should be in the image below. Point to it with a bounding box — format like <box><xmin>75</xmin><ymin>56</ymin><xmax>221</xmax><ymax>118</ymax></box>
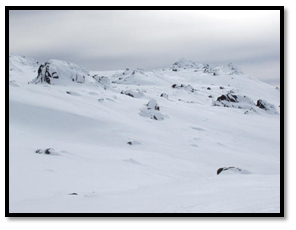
<box><xmin>171</xmin><ymin>58</ymin><xmax>204</xmax><ymax>71</ymax></box>
<box><xmin>9</xmin><ymin>55</ymin><xmax>280</xmax><ymax>213</ymax></box>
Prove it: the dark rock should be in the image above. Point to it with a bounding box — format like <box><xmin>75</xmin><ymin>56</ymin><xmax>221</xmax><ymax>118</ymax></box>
<box><xmin>35</xmin><ymin>149</ymin><xmax>41</xmax><ymax>154</ymax></box>
<box><xmin>69</xmin><ymin>193</ymin><xmax>78</xmax><ymax>195</ymax></box>
<box><xmin>256</xmin><ymin>99</ymin><xmax>266</xmax><ymax>109</ymax></box>
<box><xmin>160</xmin><ymin>93</ymin><xmax>168</xmax><ymax>99</ymax></box>
<box><xmin>220</xmin><ymin>86</ymin><xmax>224</xmax><ymax>89</ymax></box>
<box><xmin>45</xmin><ymin>148</ymin><xmax>51</xmax><ymax>154</ymax></box>
<box><xmin>208</xmin><ymin>95</ymin><xmax>213</xmax><ymax>98</ymax></box>
<box><xmin>217</xmin><ymin>166</ymin><xmax>242</xmax><ymax>175</ymax></box>
<box><xmin>217</xmin><ymin>168</ymin><xmax>224</xmax><ymax>175</ymax></box>
<box><xmin>217</xmin><ymin>94</ymin><xmax>238</xmax><ymax>103</ymax></box>
<box><xmin>171</xmin><ymin>84</ymin><xmax>195</xmax><ymax>92</ymax></box>
<box><xmin>121</xmin><ymin>90</ymin><xmax>133</xmax><ymax>97</ymax></box>
<box><xmin>127</xmin><ymin>142</ymin><xmax>132</xmax><ymax>145</ymax></box>
<box><xmin>217</xmin><ymin>94</ymin><xmax>227</xmax><ymax>101</ymax></box>
<box><xmin>35</xmin><ymin>148</ymin><xmax>54</xmax><ymax>154</ymax></box>
<box><xmin>207</xmin><ymin>87</ymin><xmax>211</xmax><ymax>90</ymax></box>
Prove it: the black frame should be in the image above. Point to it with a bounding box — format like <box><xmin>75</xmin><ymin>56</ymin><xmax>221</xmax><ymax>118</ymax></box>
<box><xmin>6</xmin><ymin>6</ymin><xmax>285</xmax><ymax>217</ymax></box>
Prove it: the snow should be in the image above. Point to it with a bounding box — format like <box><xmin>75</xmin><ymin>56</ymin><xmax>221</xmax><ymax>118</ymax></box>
<box><xmin>9</xmin><ymin>55</ymin><xmax>280</xmax><ymax>213</ymax></box>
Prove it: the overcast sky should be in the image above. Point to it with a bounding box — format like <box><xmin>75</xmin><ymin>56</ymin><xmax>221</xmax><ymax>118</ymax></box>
<box><xmin>9</xmin><ymin>10</ymin><xmax>281</xmax><ymax>86</ymax></box>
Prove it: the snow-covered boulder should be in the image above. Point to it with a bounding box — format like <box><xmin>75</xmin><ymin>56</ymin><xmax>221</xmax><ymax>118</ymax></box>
<box><xmin>140</xmin><ymin>99</ymin><xmax>164</xmax><ymax>120</ymax></box>
<box><xmin>31</xmin><ymin>59</ymin><xmax>89</xmax><ymax>85</ymax></box>
<box><xmin>147</xmin><ymin>99</ymin><xmax>160</xmax><ymax>111</ymax></box>
<box><xmin>121</xmin><ymin>89</ymin><xmax>144</xmax><ymax>98</ymax></box>
<box><xmin>256</xmin><ymin>99</ymin><xmax>279</xmax><ymax>114</ymax></box>
<box><xmin>171</xmin><ymin>58</ymin><xmax>204</xmax><ymax>71</ymax></box>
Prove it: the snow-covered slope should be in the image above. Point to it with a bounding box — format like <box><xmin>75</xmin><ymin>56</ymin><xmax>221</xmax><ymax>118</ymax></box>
<box><xmin>9</xmin><ymin>55</ymin><xmax>281</xmax><ymax>213</ymax></box>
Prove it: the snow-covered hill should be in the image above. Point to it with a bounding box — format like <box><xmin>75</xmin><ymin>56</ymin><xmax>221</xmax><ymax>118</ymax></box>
<box><xmin>9</xmin><ymin>55</ymin><xmax>281</xmax><ymax>213</ymax></box>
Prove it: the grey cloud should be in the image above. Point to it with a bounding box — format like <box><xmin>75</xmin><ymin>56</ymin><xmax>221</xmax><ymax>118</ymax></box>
<box><xmin>9</xmin><ymin>10</ymin><xmax>281</xmax><ymax>86</ymax></box>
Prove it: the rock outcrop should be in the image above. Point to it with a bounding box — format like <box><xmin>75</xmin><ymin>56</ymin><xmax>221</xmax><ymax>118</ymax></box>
<box><xmin>31</xmin><ymin>60</ymin><xmax>89</xmax><ymax>85</ymax></box>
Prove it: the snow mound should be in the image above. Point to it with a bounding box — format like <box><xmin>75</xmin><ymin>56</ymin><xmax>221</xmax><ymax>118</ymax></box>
<box><xmin>171</xmin><ymin>58</ymin><xmax>204</xmax><ymax>71</ymax></box>
<box><xmin>204</xmin><ymin>63</ymin><xmax>243</xmax><ymax>76</ymax></box>
<box><xmin>9</xmin><ymin>54</ymin><xmax>39</xmax><ymax>73</ymax></box>
<box><xmin>30</xmin><ymin>59</ymin><xmax>89</xmax><ymax>85</ymax></box>
<box><xmin>92</xmin><ymin>75</ymin><xmax>111</xmax><ymax>89</ymax></box>
<box><xmin>112</xmin><ymin>68</ymin><xmax>154</xmax><ymax>85</ymax></box>
<box><xmin>9</xmin><ymin>54</ymin><xmax>39</xmax><ymax>83</ymax></box>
